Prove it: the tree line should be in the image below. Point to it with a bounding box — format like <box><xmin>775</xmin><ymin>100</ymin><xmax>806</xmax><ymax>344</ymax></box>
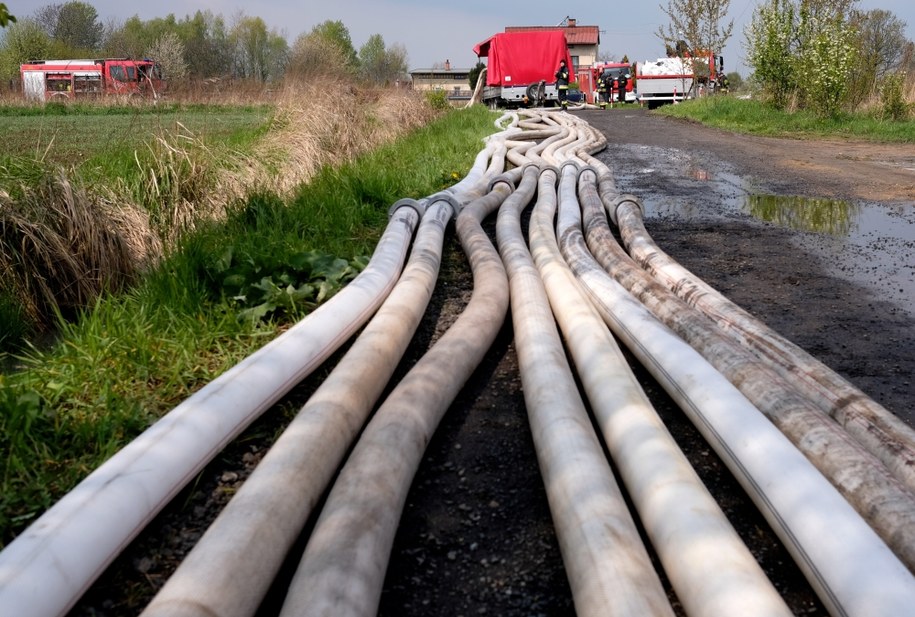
<box><xmin>0</xmin><ymin>2</ymin><xmax>409</xmax><ymax>87</ymax></box>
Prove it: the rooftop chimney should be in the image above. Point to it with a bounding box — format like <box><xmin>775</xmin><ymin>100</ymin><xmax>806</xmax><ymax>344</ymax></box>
<box><xmin>445</xmin><ymin>59</ymin><xmax>451</xmax><ymax>71</ymax></box>
<box><xmin>568</xmin><ymin>18</ymin><xmax>577</xmax><ymax>27</ymax></box>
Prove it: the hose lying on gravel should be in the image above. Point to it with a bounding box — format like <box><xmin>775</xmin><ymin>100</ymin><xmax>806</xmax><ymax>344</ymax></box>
<box><xmin>577</xmin><ymin>168</ymin><xmax>915</xmax><ymax>574</ymax></box>
<box><xmin>612</xmin><ymin>197</ymin><xmax>915</xmax><ymax>495</ymax></box>
<box><xmin>496</xmin><ymin>163</ymin><xmax>675</xmax><ymax>617</ymax></box>
<box><xmin>530</xmin><ymin>160</ymin><xmax>793</xmax><ymax>617</ymax></box>
<box><xmin>278</xmin><ymin>170</ymin><xmax>512</xmax><ymax>617</ymax></box>
<box><xmin>547</xmin><ymin>150</ymin><xmax>915</xmax><ymax>616</ymax></box>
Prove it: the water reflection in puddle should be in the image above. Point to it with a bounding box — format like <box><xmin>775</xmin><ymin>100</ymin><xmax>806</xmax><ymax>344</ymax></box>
<box><xmin>743</xmin><ymin>194</ymin><xmax>915</xmax><ymax>314</ymax></box>
<box><xmin>610</xmin><ymin>143</ymin><xmax>914</xmax><ymax>317</ymax></box>
<box><xmin>744</xmin><ymin>194</ymin><xmax>858</xmax><ymax>235</ymax></box>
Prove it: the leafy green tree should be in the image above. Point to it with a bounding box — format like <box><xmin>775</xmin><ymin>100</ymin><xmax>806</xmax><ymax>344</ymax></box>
<box><xmin>725</xmin><ymin>71</ymin><xmax>743</xmax><ymax>90</ymax></box>
<box><xmin>845</xmin><ymin>9</ymin><xmax>908</xmax><ymax>105</ymax></box>
<box><xmin>310</xmin><ymin>20</ymin><xmax>358</xmax><ymax>72</ymax></box>
<box><xmin>231</xmin><ymin>15</ymin><xmax>287</xmax><ymax>81</ymax></box>
<box><xmin>0</xmin><ymin>19</ymin><xmax>51</xmax><ymax>80</ymax></box>
<box><xmin>746</xmin><ymin>0</ymin><xmax>859</xmax><ymax>115</ymax></box>
<box><xmin>176</xmin><ymin>11</ymin><xmax>232</xmax><ymax>78</ymax></box>
<box><xmin>795</xmin><ymin>8</ymin><xmax>856</xmax><ymax>116</ymax></box>
<box><xmin>0</xmin><ymin>4</ymin><xmax>15</xmax><ymax>27</ymax></box>
<box><xmin>851</xmin><ymin>9</ymin><xmax>906</xmax><ymax>78</ymax></box>
<box><xmin>468</xmin><ymin>61</ymin><xmax>485</xmax><ymax>90</ymax></box>
<box><xmin>745</xmin><ymin>0</ymin><xmax>799</xmax><ymax>107</ymax></box>
<box><xmin>102</xmin><ymin>15</ymin><xmax>151</xmax><ymax>58</ymax></box>
<box><xmin>287</xmin><ymin>31</ymin><xmax>339</xmax><ymax>79</ymax></box>
<box><xmin>54</xmin><ymin>2</ymin><xmax>103</xmax><ymax>51</ymax></box>
<box><xmin>358</xmin><ymin>34</ymin><xmax>408</xmax><ymax>85</ymax></box>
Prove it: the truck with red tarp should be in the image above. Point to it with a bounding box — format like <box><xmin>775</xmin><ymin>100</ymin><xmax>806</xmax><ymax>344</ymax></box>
<box><xmin>472</xmin><ymin>30</ymin><xmax>574</xmax><ymax>108</ymax></box>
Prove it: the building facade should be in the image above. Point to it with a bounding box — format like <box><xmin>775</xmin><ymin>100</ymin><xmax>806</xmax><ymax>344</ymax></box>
<box><xmin>409</xmin><ymin>59</ymin><xmax>473</xmax><ymax>104</ymax></box>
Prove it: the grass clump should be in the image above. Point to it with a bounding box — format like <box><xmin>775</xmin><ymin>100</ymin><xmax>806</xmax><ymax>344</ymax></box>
<box><xmin>0</xmin><ymin>171</ymin><xmax>153</xmax><ymax>327</ymax></box>
<box><xmin>0</xmin><ymin>101</ymin><xmax>498</xmax><ymax>547</ymax></box>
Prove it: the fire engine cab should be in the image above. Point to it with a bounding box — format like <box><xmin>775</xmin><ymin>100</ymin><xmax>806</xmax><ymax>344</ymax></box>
<box><xmin>20</xmin><ymin>58</ymin><xmax>164</xmax><ymax>102</ymax></box>
<box><xmin>591</xmin><ymin>62</ymin><xmax>636</xmax><ymax>105</ymax></box>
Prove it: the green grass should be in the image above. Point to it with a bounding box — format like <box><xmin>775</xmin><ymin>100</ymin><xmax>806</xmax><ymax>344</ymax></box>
<box><xmin>0</xmin><ymin>103</ymin><xmax>498</xmax><ymax>547</ymax></box>
<box><xmin>657</xmin><ymin>96</ymin><xmax>915</xmax><ymax>142</ymax></box>
<box><xmin>0</xmin><ymin>102</ymin><xmax>273</xmax><ymax>187</ymax></box>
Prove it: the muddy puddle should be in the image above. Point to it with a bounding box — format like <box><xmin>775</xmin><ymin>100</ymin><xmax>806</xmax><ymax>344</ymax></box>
<box><xmin>609</xmin><ymin>143</ymin><xmax>915</xmax><ymax>320</ymax></box>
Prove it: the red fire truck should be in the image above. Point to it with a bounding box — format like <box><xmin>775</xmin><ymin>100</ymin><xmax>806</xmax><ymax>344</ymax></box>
<box><xmin>20</xmin><ymin>58</ymin><xmax>165</xmax><ymax>102</ymax></box>
<box><xmin>591</xmin><ymin>62</ymin><xmax>636</xmax><ymax>104</ymax></box>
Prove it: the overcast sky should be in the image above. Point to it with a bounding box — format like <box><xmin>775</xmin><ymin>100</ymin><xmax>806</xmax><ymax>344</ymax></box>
<box><xmin>11</xmin><ymin>0</ymin><xmax>915</xmax><ymax>76</ymax></box>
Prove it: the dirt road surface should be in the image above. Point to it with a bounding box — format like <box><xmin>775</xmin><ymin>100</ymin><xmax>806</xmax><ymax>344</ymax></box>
<box><xmin>71</xmin><ymin>108</ymin><xmax>914</xmax><ymax>617</ymax></box>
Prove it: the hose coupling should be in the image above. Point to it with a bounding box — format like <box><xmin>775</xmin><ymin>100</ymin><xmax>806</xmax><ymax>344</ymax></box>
<box><xmin>560</xmin><ymin>160</ymin><xmax>581</xmax><ymax>176</ymax></box>
<box><xmin>427</xmin><ymin>191</ymin><xmax>463</xmax><ymax>220</ymax></box>
<box><xmin>607</xmin><ymin>194</ymin><xmax>644</xmax><ymax>227</ymax></box>
<box><xmin>488</xmin><ymin>173</ymin><xmax>517</xmax><ymax>193</ymax></box>
<box><xmin>389</xmin><ymin>198</ymin><xmax>425</xmax><ymax>219</ymax></box>
<box><xmin>576</xmin><ymin>165</ymin><xmax>599</xmax><ymax>182</ymax></box>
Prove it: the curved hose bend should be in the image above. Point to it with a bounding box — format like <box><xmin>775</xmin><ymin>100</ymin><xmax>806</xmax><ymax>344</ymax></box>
<box><xmin>497</xmin><ymin>165</ymin><xmax>674</xmax><ymax>617</ymax></box>
<box><xmin>277</xmin><ymin>183</ymin><xmax>513</xmax><ymax>617</ymax></box>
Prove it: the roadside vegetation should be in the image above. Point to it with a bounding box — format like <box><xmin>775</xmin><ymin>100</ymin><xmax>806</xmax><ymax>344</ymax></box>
<box><xmin>742</xmin><ymin>0</ymin><xmax>914</xmax><ymax>119</ymax></box>
<box><xmin>0</xmin><ymin>81</ymin><xmax>497</xmax><ymax>547</ymax></box>
<box><xmin>657</xmin><ymin>95</ymin><xmax>915</xmax><ymax>141</ymax></box>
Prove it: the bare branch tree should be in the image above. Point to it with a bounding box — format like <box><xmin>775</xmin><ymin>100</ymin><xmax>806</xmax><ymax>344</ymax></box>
<box><xmin>851</xmin><ymin>9</ymin><xmax>908</xmax><ymax>79</ymax></box>
<box><xmin>656</xmin><ymin>0</ymin><xmax>735</xmax><ymax>57</ymax></box>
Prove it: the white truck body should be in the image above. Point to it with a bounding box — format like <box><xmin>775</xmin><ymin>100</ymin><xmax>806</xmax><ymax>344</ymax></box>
<box><xmin>636</xmin><ymin>57</ymin><xmax>694</xmax><ymax>107</ymax></box>
<box><xmin>482</xmin><ymin>82</ymin><xmax>561</xmax><ymax>107</ymax></box>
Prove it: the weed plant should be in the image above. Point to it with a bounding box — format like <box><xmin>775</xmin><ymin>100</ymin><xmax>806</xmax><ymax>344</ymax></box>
<box><xmin>0</xmin><ymin>101</ymin><xmax>497</xmax><ymax>547</ymax></box>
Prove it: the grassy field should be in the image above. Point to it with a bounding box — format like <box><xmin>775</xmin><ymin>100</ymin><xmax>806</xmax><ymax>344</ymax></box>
<box><xmin>0</xmin><ymin>94</ymin><xmax>497</xmax><ymax>547</ymax></box>
<box><xmin>0</xmin><ymin>102</ymin><xmax>273</xmax><ymax>194</ymax></box>
<box><xmin>1</xmin><ymin>103</ymin><xmax>271</xmax><ymax>156</ymax></box>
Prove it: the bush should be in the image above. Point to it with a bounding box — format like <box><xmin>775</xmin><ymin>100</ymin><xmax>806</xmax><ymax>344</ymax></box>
<box><xmin>880</xmin><ymin>73</ymin><xmax>911</xmax><ymax>121</ymax></box>
<box><xmin>424</xmin><ymin>89</ymin><xmax>449</xmax><ymax>110</ymax></box>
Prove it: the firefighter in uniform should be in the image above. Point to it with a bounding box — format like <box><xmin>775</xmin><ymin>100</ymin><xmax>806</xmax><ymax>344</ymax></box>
<box><xmin>617</xmin><ymin>71</ymin><xmax>630</xmax><ymax>103</ymax></box>
<box><xmin>555</xmin><ymin>59</ymin><xmax>570</xmax><ymax>109</ymax></box>
<box><xmin>597</xmin><ymin>72</ymin><xmax>611</xmax><ymax>109</ymax></box>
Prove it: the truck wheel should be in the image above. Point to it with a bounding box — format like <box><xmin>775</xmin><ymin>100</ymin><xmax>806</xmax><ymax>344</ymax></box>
<box><xmin>525</xmin><ymin>84</ymin><xmax>539</xmax><ymax>104</ymax></box>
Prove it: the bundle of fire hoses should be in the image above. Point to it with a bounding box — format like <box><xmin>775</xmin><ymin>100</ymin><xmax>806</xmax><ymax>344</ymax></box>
<box><xmin>1</xmin><ymin>110</ymin><xmax>914</xmax><ymax>617</ymax></box>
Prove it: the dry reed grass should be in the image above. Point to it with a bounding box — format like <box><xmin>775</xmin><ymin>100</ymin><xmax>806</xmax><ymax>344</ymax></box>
<box><xmin>2</xmin><ymin>81</ymin><xmax>443</xmax><ymax>332</ymax></box>
<box><xmin>124</xmin><ymin>123</ymin><xmax>226</xmax><ymax>246</ymax></box>
<box><xmin>0</xmin><ymin>173</ymin><xmax>154</xmax><ymax>326</ymax></box>
<box><xmin>234</xmin><ymin>80</ymin><xmax>440</xmax><ymax>196</ymax></box>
